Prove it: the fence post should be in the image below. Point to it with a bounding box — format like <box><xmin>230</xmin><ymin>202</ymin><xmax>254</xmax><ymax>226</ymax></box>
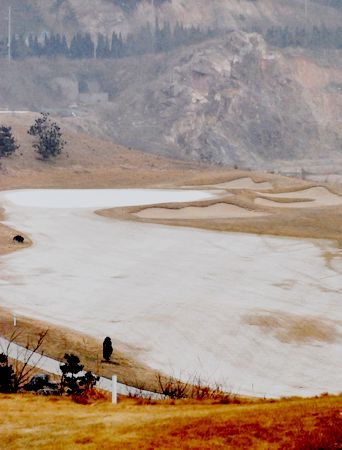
<box><xmin>13</xmin><ymin>313</ymin><xmax>16</xmax><ymax>327</ymax></box>
<box><xmin>112</xmin><ymin>375</ymin><xmax>117</xmax><ymax>404</ymax></box>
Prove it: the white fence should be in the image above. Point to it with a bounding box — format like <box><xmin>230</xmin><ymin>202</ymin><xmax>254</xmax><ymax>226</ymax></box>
<box><xmin>0</xmin><ymin>337</ymin><xmax>164</xmax><ymax>403</ymax></box>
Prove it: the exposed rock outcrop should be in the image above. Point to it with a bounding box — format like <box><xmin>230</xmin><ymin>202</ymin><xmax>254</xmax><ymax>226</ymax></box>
<box><xmin>97</xmin><ymin>32</ymin><xmax>341</xmax><ymax>166</ymax></box>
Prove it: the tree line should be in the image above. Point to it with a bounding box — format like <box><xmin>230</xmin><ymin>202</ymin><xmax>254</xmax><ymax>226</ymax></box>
<box><xmin>264</xmin><ymin>25</ymin><xmax>342</xmax><ymax>49</ymax></box>
<box><xmin>0</xmin><ymin>21</ymin><xmax>214</xmax><ymax>60</ymax></box>
<box><xmin>1</xmin><ymin>24</ymin><xmax>340</xmax><ymax>60</ymax></box>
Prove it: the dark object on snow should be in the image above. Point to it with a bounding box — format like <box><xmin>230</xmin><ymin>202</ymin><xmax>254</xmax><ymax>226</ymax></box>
<box><xmin>24</xmin><ymin>374</ymin><xmax>58</xmax><ymax>393</ymax></box>
<box><xmin>103</xmin><ymin>337</ymin><xmax>113</xmax><ymax>362</ymax></box>
<box><xmin>13</xmin><ymin>235</ymin><xmax>24</xmax><ymax>243</ymax></box>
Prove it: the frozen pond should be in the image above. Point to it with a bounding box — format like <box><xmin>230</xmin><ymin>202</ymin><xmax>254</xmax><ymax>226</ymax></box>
<box><xmin>0</xmin><ymin>188</ymin><xmax>342</xmax><ymax>397</ymax></box>
<box><xmin>3</xmin><ymin>188</ymin><xmax>212</xmax><ymax>209</ymax></box>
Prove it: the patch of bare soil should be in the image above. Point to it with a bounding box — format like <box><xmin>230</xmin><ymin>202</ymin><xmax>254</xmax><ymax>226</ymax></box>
<box><xmin>242</xmin><ymin>312</ymin><xmax>341</xmax><ymax>344</ymax></box>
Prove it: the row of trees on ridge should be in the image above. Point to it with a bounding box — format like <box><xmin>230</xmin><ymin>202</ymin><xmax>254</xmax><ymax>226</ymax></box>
<box><xmin>1</xmin><ymin>24</ymin><xmax>341</xmax><ymax>60</ymax></box>
<box><xmin>0</xmin><ymin>21</ymin><xmax>214</xmax><ymax>60</ymax></box>
<box><xmin>264</xmin><ymin>25</ymin><xmax>342</xmax><ymax>49</ymax></box>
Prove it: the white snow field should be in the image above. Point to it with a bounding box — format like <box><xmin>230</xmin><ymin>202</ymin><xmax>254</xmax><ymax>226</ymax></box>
<box><xmin>0</xmin><ymin>188</ymin><xmax>342</xmax><ymax>398</ymax></box>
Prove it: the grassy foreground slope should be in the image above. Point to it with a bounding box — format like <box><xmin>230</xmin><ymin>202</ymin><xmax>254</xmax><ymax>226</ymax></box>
<box><xmin>1</xmin><ymin>394</ymin><xmax>341</xmax><ymax>449</ymax></box>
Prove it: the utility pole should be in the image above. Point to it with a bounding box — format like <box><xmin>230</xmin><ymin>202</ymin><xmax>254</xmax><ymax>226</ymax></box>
<box><xmin>152</xmin><ymin>0</ymin><xmax>156</xmax><ymax>52</ymax></box>
<box><xmin>152</xmin><ymin>0</ymin><xmax>156</xmax><ymax>27</ymax></box>
<box><xmin>8</xmin><ymin>6</ymin><xmax>12</xmax><ymax>63</ymax></box>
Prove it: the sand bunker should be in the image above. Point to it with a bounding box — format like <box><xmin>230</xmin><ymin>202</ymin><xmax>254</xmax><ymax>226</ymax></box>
<box><xmin>255</xmin><ymin>187</ymin><xmax>342</xmax><ymax>208</ymax></box>
<box><xmin>184</xmin><ymin>177</ymin><xmax>272</xmax><ymax>191</ymax></box>
<box><xmin>210</xmin><ymin>177</ymin><xmax>272</xmax><ymax>190</ymax></box>
<box><xmin>135</xmin><ymin>203</ymin><xmax>268</xmax><ymax>220</ymax></box>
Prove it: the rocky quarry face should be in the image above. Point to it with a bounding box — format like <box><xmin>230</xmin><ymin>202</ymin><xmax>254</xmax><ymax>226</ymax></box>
<box><xmin>90</xmin><ymin>31</ymin><xmax>341</xmax><ymax>168</ymax></box>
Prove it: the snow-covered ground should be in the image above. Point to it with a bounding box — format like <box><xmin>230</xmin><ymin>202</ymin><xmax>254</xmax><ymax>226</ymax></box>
<box><xmin>0</xmin><ymin>189</ymin><xmax>342</xmax><ymax>398</ymax></box>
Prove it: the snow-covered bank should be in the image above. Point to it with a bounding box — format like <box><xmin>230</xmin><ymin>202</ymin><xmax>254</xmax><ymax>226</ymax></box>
<box><xmin>0</xmin><ymin>189</ymin><xmax>341</xmax><ymax>398</ymax></box>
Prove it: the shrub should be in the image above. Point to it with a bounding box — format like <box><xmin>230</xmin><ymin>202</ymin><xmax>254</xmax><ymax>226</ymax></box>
<box><xmin>0</xmin><ymin>354</ymin><xmax>16</xmax><ymax>393</ymax></box>
<box><xmin>60</xmin><ymin>353</ymin><xmax>99</xmax><ymax>396</ymax></box>
<box><xmin>28</xmin><ymin>112</ymin><xmax>66</xmax><ymax>160</ymax></box>
<box><xmin>0</xmin><ymin>126</ymin><xmax>19</xmax><ymax>158</ymax></box>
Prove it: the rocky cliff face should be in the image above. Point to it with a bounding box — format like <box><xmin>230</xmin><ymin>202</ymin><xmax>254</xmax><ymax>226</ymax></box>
<box><xmin>91</xmin><ymin>32</ymin><xmax>341</xmax><ymax>167</ymax></box>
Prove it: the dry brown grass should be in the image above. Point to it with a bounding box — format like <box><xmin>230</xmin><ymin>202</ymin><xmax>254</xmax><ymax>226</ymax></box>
<box><xmin>0</xmin><ymin>393</ymin><xmax>341</xmax><ymax>449</ymax></box>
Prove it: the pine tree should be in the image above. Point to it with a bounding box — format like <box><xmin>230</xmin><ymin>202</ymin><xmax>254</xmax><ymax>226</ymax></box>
<box><xmin>96</xmin><ymin>33</ymin><xmax>110</xmax><ymax>58</ymax></box>
<box><xmin>31</xmin><ymin>35</ymin><xmax>41</xmax><ymax>56</ymax></box>
<box><xmin>0</xmin><ymin>354</ymin><xmax>16</xmax><ymax>393</ymax></box>
<box><xmin>83</xmin><ymin>33</ymin><xmax>95</xmax><ymax>58</ymax></box>
<box><xmin>28</xmin><ymin>113</ymin><xmax>66</xmax><ymax>160</ymax></box>
<box><xmin>61</xmin><ymin>35</ymin><xmax>69</xmax><ymax>56</ymax></box>
<box><xmin>60</xmin><ymin>354</ymin><xmax>99</xmax><ymax>395</ymax></box>
<box><xmin>110</xmin><ymin>32</ymin><xmax>124</xmax><ymax>58</ymax></box>
<box><xmin>12</xmin><ymin>34</ymin><xmax>29</xmax><ymax>59</ymax></box>
<box><xmin>0</xmin><ymin>126</ymin><xmax>19</xmax><ymax>158</ymax></box>
<box><xmin>60</xmin><ymin>354</ymin><xmax>84</xmax><ymax>395</ymax></box>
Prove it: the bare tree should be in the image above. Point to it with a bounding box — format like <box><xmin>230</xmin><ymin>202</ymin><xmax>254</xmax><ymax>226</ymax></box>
<box><xmin>0</xmin><ymin>329</ymin><xmax>49</xmax><ymax>392</ymax></box>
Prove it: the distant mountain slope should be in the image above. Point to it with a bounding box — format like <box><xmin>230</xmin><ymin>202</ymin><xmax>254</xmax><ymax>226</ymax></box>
<box><xmin>1</xmin><ymin>0</ymin><xmax>342</xmax><ymax>37</ymax></box>
<box><xmin>1</xmin><ymin>31</ymin><xmax>341</xmax><ymax>168</ymax></box>
<box><xmin>0</xmin><ymin>1</ymin><xmax>341</xmax><ymax>169</ymax></box>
